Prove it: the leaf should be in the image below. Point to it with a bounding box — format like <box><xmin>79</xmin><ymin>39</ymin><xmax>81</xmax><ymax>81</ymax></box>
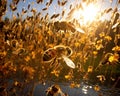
<box><xmin>62</xmin><ymin>55</ymin><xmax>75</xmax><ymax>69</ymax></box>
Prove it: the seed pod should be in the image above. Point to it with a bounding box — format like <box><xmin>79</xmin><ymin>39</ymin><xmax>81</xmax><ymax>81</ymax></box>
<box><xmin>105</xmin><ymin>8</ymin><xmax>112</xmax><ymax>13</ymax></box>
<box><xmin>49</xmin><ymin>0</ymin><xmax>53</xmax><ymax>5</ymax></box>
<box><xmin>36</xmin><ymin>0</ymin><xmax>43</xmax><ymax>3</ymax></box>
<box><xmin>58</xmin><ymin>0</ymin><xmax>61</xmax><ymax>6</ymax></box>
<box><xmin>44</xmin><ymin>13</ymin><xmax>48</xmax><ymax>20</ymax></box>
<box><xmin>28</xmin><ymin>4</ymin><xmax>30</xmax><ymax>9</ymax></box>
<box><xmin>113</xmin><ymin>12</ymin><xmax>119</xmax><ymax>25</ymax></box>
<box><xmin>62</xmin><ymin>10</ymin><xmax>65</xmax><ymax>17</ymax></box>
<box><xmin>42</xmin><ymin>7</ymin><xmax>48</xmax><ymax>11</ymax></box>
<box><xmin>69</xmin><ymin>4</ymin><xmax>72</xmax><ymax>9</ymax></box>
<box><xmin>50</xmin><ymin>14</ymin><xmax>56</xmax><ymax>19</ymax></box>
<box><xmin>54</xmin><ymin>14</ymin><xmax>60</xmax><ymax>18</ymax></box>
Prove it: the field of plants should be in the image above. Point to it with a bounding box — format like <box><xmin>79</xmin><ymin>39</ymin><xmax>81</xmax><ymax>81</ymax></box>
<box><xmin>0</xmin><ymin>0</ymin><xmax>120</xmax><ymax>96</ymax></box>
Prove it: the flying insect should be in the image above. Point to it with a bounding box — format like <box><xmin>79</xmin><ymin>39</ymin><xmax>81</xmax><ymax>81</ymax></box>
<box><xmin>42</xmin><ymin>45</ymin><xmax>75</xmax><ymax>69</ymax></box>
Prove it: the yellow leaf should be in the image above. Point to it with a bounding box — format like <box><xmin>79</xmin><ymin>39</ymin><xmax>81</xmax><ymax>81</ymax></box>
<box><xmin>31</xmin><ymin>51</ymin><xmax>35</xmax><ymax>59</ymax></box>
<box><xmin>65</xmin><ymin>74</ymin><xmax>71</xmax><ymax>80</ymax></box>
<box><xmin>112</xmin><ymin>46</ymin><xmax>120</xmax><ymax>51</ymax></box>
<box><xmin>47</xmin><ymin>30</ymin><xmax>53</xmax><ymax>36</ymax></box>
<box><xmin>108</xmin><ymin>53</ymin><xmax>119</xmax><ymax>63</ymax></box>
<box><xmin>51</xmin><ymin>70</ymin><xmax>59</xmax><ymax>77</ymax></box>
<box><xmin>93</xmin><ymin>51</ymin><xmax>98</xmax><ymax>56</ymax></box>
<box><xmin>99</xmin><ymin>32</ymin><xmax>105</xmax><ymax>37</ymax></box>
<box><xmin>108</xmin><ymin>55</ymin><xmax>114</xmax><ymax>63</ymax></box>
<box><xmin>95</xmin><ymin>44</ymin><xmax>103</xmax><ymax>50</ymax></box>
<box><xmin>24</xmin><ymin>56</ymin><xmax>30</xmax><ymax>62</ymax></box>
<box><xmin>104</xmin><ymin>36</ymin><xmax>112</xmax><ymax>41</ymax></box>
<box><xmin>87</xmin><ymin>66</ymin><xmax>93</xmax><ymax>73</ymax></box>
<box><xmin>75</xmin><ymin>42</ymin><xmax>79</xmax><ymax>47</ymax></box>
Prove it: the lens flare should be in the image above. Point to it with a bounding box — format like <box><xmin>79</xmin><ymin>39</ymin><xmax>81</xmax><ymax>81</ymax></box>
<box><xmin>73</xmin><ymin>3</ymin><xmax>99</xmax><ymax>25</ymax></box>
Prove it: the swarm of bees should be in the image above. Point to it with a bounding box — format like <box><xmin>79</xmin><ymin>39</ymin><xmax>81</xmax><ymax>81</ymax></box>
<box><xmin>0</xmin><ymin>0</ymin><xmax>120</xmax><ymax>95</ymax></box>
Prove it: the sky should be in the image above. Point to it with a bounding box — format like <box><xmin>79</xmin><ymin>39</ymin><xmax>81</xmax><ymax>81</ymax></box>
<box><xmin>3</xmin><ymin>0</ymin><xmax>120</xmax><ymax>21</ymax></box>
<box><xmin>4</xmin><ymin>0</ymin><xmax>75</xmax><ymax>20</ymax></box>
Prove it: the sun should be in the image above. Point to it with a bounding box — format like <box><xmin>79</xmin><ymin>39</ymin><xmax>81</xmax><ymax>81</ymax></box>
<box><xmin>82</xmin><ymin>3</ymin><xmax>99</xmax><ymax>23</ymax></box>
<box><xmin>73</xmin><ymin>3</ymin><xmax>99</xmax><ymax>25</ymax></box>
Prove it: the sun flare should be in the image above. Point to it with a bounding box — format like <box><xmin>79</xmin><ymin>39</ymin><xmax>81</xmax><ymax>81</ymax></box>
<box><xmin>73</xmin><ymin>3</ymin><xmax>99</xmax><ymax>25</ymax></box>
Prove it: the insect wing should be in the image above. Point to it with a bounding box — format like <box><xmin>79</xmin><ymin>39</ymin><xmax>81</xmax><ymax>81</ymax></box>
<box><xmin>62</xmin><ymin>55</ymin><xmax>75</xmax><ymax>69</ymax></box>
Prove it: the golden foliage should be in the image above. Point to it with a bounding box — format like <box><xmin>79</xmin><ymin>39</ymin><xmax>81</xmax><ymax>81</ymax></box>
<box><xmin>87</xmin><ymin>66</ymin><xmax>93</xmax><ymax>73</ymax></box>
<box><xmin>0</xmin><ymin>0</ymin><xmax>120</xmax><ymax>94</ymax></box>
<box><xmin>21</xmin><ymin>65</ymin><xmax>35</xmax><ymax>79</ymax></box>
<box><xmin>51</xmin><ymin>70</ymin><xmax>60</xmax><ymax>77</ymax></box>
<box><xmin>112</xmin><ymin>46</ymin><xmax>120</xmax><ymax>51</ymax></box>
<box><xmin>104</xmin><ymin>36</ymin><xmax>112</xmax><ymax>41</ymax></box>
<box><xmin>70</xmin><ymin>82</ymin><xmax>80</xmax><ymax>88</ymax></box>
<box><xmin>108</xmin><ymin>53</ymin><xmax>119</xmax><ymax>63</ymax></box>
<box><xmin>24</xmin><ymin>56</ymin><xmax>30</xmax><ymax>62</ymax></box>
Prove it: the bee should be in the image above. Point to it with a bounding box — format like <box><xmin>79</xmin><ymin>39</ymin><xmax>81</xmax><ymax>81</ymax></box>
<box><xmin>49</xmin><ymin>0</ymin><xmax>53</xmax><ymax>6</ymax></box>
<box><xmin>22</xmin><ymin>8</ymin><xmax>27</xmax><ymax>14</ymax></box>
<box><xmin>12</xmin><ymin>0</ymin><xmax>19</xmax><ymax>5</ymax></box>
<box><xmin>46</xmin><ymin>2</ymin><xmax>49</xmax><ymax>6</ymax></box>
<box><xmin>36</xmin><ymin>0</ymin><xmax>43</xmax><ymax>4</ymax></box>
<box><xmin>9</xmin><ymin>3</ymin><xmax>17</xmax><ymax>11</ymax></box>
<box><xmin>61</xmin><ymin>0</ymin><xmax>67</xmax><ymax>6</ymax></box>
<box><xmin>42</xmin><ymin>45</ymin><xmax>75</xmax><ymax>69</ymax></box>
<box><xmin>45</xmin><ymin>84</ymin><xmax>65</xmax><ymax>96</ymax></box>
<box><xmin>54</xmin><ymin>21</ymin><xmax>75</xmax><ymax>32</ymax></box>
<box><xmin>54</xmin><ymin>21</ymin><xmax>85</xmax><ymax>33</ymax></box>
<box><xmin>0</xmin><ymin>0</ymin><xmax>7</xmax><ymax>16</ymax></box>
